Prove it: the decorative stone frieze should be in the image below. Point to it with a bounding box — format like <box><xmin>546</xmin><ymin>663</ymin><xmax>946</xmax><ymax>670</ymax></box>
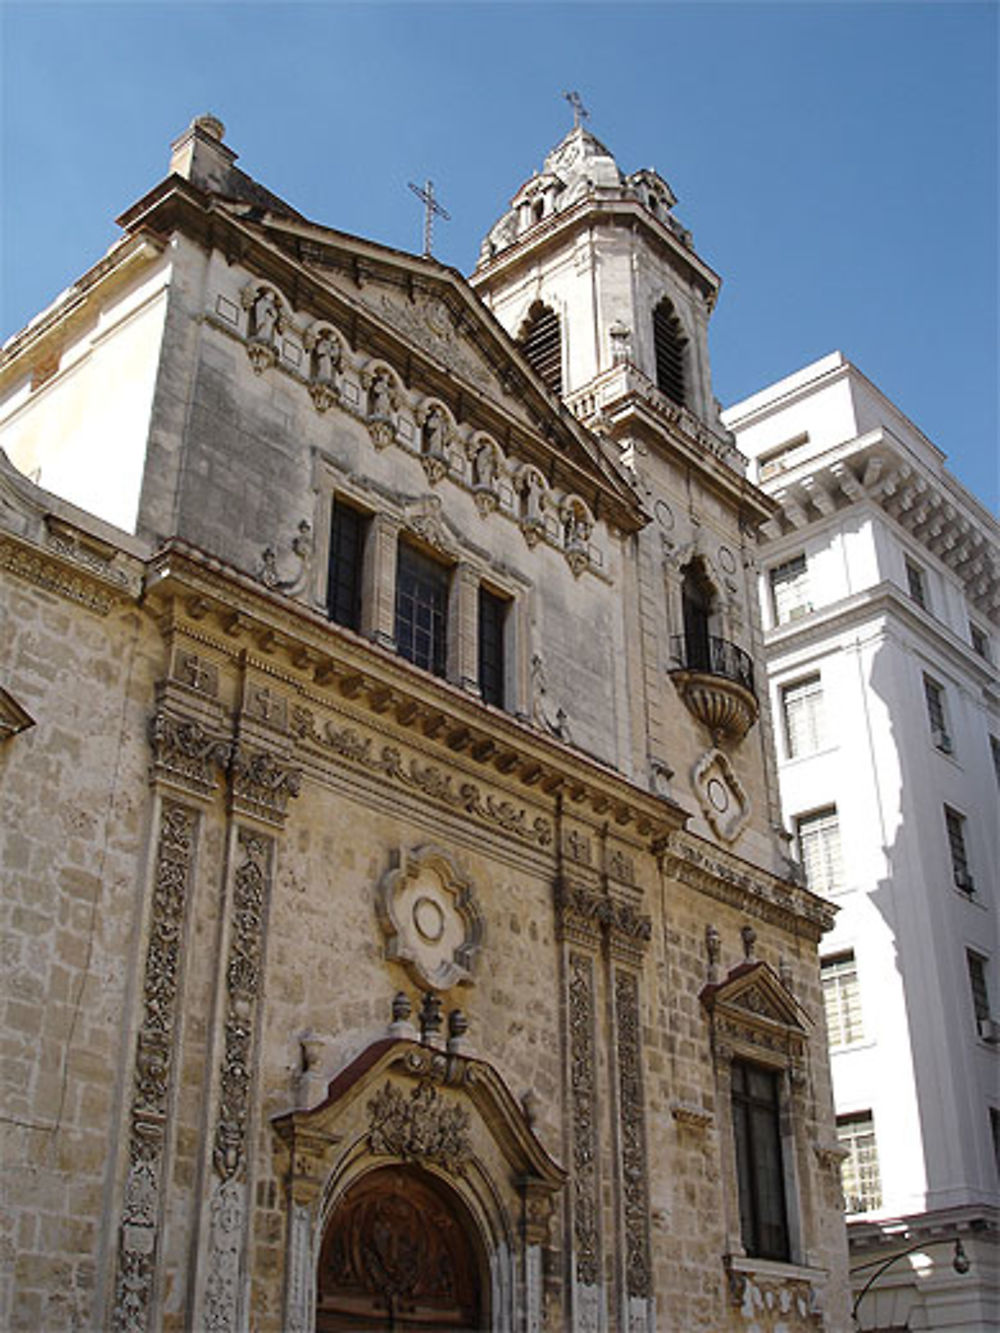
<box><xmin>289</xmin><ymin>705</ymin><xmax>555</xmax><ymax>848</ymax></box>
<box><xmin>614</xmin><ymin>969</ymin><xmax>652</xmax><ymax>1302</ymax></box>
<box><xmin>0</xmin><ymin>534</ymin><xmax>134</xmax><ymax>614</ymax></box>
<box><xmin>657</xmin><ymin>829</ymin><xmax>834</xmax><ymax>938</ymax></box>
<box><xmin>376</xmin><ymin>844</ymin><xmax>484</xmax><ymax>990</ymax></box>
<box><xmin>229</xmin><ymin>745</ymin><xmax>301</xmax><ymax>826</ymax></box>
<box><xmin>202</xmin><ymin>828</ymin><xmax>274</xmax><ymax>1332</ymax></box>
<box><xmin>555</xmin><ymin>880</ymin><xmax>652</xmax><ymax>957</ymax></box>
<box><xmin>568</xmin><ymin>951</ymin><xmax>600</xmax><ymax>1288</ymax></box>
<box><xmin>367</xmin><ymin>1080</ymin><xmax>472</xmax><ymax>1173</ymax></box>
<box><xmin>148</xmin><ymin>709</ymin><xmax>231</xmax><ymax>799</ymax></box>
<box><xmin>112</xmin><ymin>802</ymin><xmax>198</xmax><ymax>1333</ymax></box>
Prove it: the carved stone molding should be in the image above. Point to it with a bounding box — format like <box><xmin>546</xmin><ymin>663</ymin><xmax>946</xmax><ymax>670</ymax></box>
<box><xmin>670</xmin><ymin>1101</ymin><xmax>714</xmax><ymax>1130</ymax></box>
<box><xmin>229</xmin><ymin>745</ymin><xmax>301</xmax><ymax>826</ymax></box>
<box><xmin>0</xmin><ymin>534</ymin><xmax>134</xmax><ymax>615</ymax></box>
<box><xmin>614</xmin><ymin>969</ymin><xmax>652</xmax><ymax>1300</ymax></box>
<box><xmin>376</xmin><ymin>844</ymin><xmax>484</xmax><ymax>990</ymax></box>
<box><xmin>701</xmin><ymin>960</ymin><xmax>812</xmax><ymax>1073</ymax></box>
<box><xmin>290</xmin><ymin>706</ymin><xmax>554</xmax><ymax>849</ymax></box>
<box><xmin>367</xmin><ymin>1080</ymin><xmax>471</xmax><ymax>1173</ymax></box>
<box><xmin>202</xmin><ymin>828</ymin><xmax>274</xmax><ymax>1332</ymax></box>
<box><xmin>112</xmin><ymin>802</ymin><xmax>198</xmax><ymax>1333</ymax></box>
<box><xmin>656</xmin><ymin>829</ymin><xmax>834</xmax><ymax>938</ymax></box>
<box><xmin>568</xmin><ymin>952</ymin><xmax>600</xmax><ymax>1287</ymax></box>
<box><xmin>148</xmin><ymin>709</ymin><xmax>231</xmax><ymax>800</ymax></box>
<box><xmin>555</xmin><ymin>880</ymin><xmax>651</xmax><ymax>958</ymax></box>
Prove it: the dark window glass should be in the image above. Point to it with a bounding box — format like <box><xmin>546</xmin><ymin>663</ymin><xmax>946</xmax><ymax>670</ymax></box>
<box><xmin>731</xmin><ymin>1061</ymin><xmax>790</xmax><ymax>1261</ymax></box>
<box><xmin>652</xmin><ymin>298</ymin><xmax>687</xmax><ymax>406</ymax></box>
<box><xmin>478</xmin><ymin>587</ymin><xmax>507</xmax><ymax>708</ymax></box>
<box><xmin>327</xmin><ymin>499</ymin><xmax>367</xmax><ymax>630</ymax></box>
<box><xmin>395</xmin><ymin>543</ymin><xmax>449</xmax><ymax>677</ymax></box>
<box><xmin>681</xmin><ymin>563</ymin><xmax>713</xmax><ymax>670</ymax></box>
<box><xmin>905</xmin><ymin>559</ymin><xmax>927</xmax><ymax>609</ymax></box>
<box><xmin>968</xmin><ymin>952</ymin><xmax>990</xmax><ymax>1025</ymax></box>
<box><xmin>945</xmin><ymin>806</ymin><xmax>972</xmax><ymax>890</ymax></box>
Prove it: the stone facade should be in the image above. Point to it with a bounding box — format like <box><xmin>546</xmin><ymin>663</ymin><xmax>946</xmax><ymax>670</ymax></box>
<box><xmin>1</xmin><ymin>116</ymin><xmax>850</xmax><ymax>1331</ymax></box>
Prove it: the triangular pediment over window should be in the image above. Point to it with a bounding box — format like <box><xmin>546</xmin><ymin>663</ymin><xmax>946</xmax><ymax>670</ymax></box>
<box><xmin>700</xmin><ymin>961</ymin><xmax>812</xmax><ymax>1060</ymax></box>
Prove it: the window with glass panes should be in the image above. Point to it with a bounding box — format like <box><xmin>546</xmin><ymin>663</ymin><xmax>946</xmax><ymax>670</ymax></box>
<box><xmin>821</xmin><ymin>951</ymin><xmax>863</xmax><ymax>1048</ymax></box>
<box><xmin>923</xmin><ymin>675</ymin><xmax>951</xmax><ymax>751</ymax></box>
<box><xmin>970</xmin><ymin>623</ymin><xmax>990</xmax><ymax>660</ymax></box>
<box><xmin>944</xmin><ymin>806</ymin><xmax>972</xmax><ymax>890</ymax></box>
<box><xmin>796</xmin><ymin>808</ymin><xmax>843</xmax><ymax>894</ymax></box>
<box><xmin>326</xmin><ymin>499</ymin><xmax>368</xmax><ymax>630</ymax></box>
<box><xmin>395</xmin><ymin>543</ymin><xmax>449</xmax><ymax>677</ymax></box>
<box><xmin>905</xmin><ymin>558</ymin><xmax>927</xmax><ymax>609</ymax></box>
<box><xmin>837</xmin><ymin>1111</ymin><xmax>882</xmax><ymax>1214</ymax></box>
<box><xmin>731</xmin><ymin>1061</ymin><xmax>790</xmax><ymax>1261</ymax></box>
<box><xmin>991</xmin><ymin>736</ymin><xmax>1000</xmax><ymax>786</ymax></box>
<box><xmin>478</xmin><ymin>586</ymin><xmax>507</xmax><ymax>708</ymax></box>
<box><xmin>968</xmin><ymin>951</ymin><xmax>991</xmax><ymax>1025</ymax></box>
<box><xmin>781</xmin><ymin>675</ymin><xmax>824</xmax><ymax>758</ymax></box>
<box><xmin>769</xmin><ymin>555</ymin><xmax>811</xmax><ymax>625</ymax></box>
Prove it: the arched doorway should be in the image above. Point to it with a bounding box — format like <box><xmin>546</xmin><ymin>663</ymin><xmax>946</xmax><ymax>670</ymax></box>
<box><xmin>315</xmin><ymin>1165</ymin><xmax>487</xmax><ymax>1331</ymax></box>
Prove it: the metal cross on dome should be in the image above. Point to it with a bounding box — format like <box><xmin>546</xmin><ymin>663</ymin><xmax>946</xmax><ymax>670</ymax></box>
<box><xmin>563</xmin><ymin>90</ymin><xmax>589</xmax><ymax>129</ymax></box>
<box><xmin>407</xmin><ymin>178</ymin><xmax>451</xmax><ymax>258</ymax></box>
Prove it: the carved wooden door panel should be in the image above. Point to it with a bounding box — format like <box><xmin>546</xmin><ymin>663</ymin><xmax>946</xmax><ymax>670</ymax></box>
<box><xmin>316</xmin><ymin>1165</ymin><xmax>485</xmax><ymax>1331</ymax></box>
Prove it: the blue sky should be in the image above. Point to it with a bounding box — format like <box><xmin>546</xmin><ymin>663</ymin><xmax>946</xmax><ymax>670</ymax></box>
<box><xmin>2</xmin><ymin>1</ymin><xmax>997</xmax><ymax>509</ymax></box>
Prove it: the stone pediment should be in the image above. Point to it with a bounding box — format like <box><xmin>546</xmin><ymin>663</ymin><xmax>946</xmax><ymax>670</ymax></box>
<box><xmin>701</xmin><ymin>961</ymin><xmax>812</xmax><ymax>1045</ymax></box>
<box><xmin>217</xmin><ymin>210</ymin><xmax>643</xmax><ymax>532</ymax></box>
<box><xmin>273</xmin><ymin>1036</ymin><xmax>566</xmax><ymax>1209</ymax></box>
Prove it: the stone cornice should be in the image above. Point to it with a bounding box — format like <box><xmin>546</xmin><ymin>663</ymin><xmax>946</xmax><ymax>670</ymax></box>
<box><xmin>471</xmin><ymin>193</ymin><xmax>721</xmax><ymax>305</ymax></box>
<box><xmin>0</xmin><ymin>526</ymin><xmax>143</xmax><ymax>616</ymax></box>
<box><xmin>756</xmin><ymin>428</ymin><xmax>999</xmax><ymax>624</ymax></box>
<box><xmin>656</xmin><ymin>828</ymin><xmax>835</xmax><ymax>939</ymax></box>
<box><xmin>142</xmin><ymin>541</ymin><xmax>687</xmax><ymax>843</ymax></box>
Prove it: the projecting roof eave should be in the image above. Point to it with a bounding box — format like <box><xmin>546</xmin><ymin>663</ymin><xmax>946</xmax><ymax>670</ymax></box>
<box><xmin>471</xmin><ymin>195</ymin><xmax>721</xmax><ymax>305</ymax></box>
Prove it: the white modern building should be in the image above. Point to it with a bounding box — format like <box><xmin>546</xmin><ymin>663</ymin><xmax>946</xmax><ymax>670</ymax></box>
<box><xmin>724</xmin><ymin>352</ymin><xmax>999</xmax><ymax>1331</ymax></box>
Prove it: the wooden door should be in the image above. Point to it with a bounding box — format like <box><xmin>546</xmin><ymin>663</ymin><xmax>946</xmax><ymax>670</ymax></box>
<box><xmin>316</xmin><ymin>1166</ymin><xmax>485</xmax><ymax>1331</ymax></box>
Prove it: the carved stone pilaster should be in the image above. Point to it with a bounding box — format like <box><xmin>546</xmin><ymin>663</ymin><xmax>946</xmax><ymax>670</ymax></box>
<box><xmin>568</xmin><ymin>952</ymin><xmax>600</xmax><ymax>1290</ymax></box>
<box><xmin>112</xmin><ymin>802</ymin><xmax>198</xmax><ymax>1333</ymax></box>
<box><xmin>614</xmin><ymin>969</ymin><xmax>652</xmax><ymax>1303</ymax></box>
<box><xmin>201</xmin><ymin>828</ymin><xmax>273</xmax><ymax>1333</ymax></box>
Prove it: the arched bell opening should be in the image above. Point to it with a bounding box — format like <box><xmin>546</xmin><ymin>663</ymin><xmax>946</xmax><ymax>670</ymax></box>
<box><xmin>315</xmin><ymin>1162</ymin><xmax>489</xmax><ymax>1331</ymax></box>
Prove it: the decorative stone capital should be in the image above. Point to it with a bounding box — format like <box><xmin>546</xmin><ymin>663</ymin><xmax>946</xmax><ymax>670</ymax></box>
<box><xmin>229</xmin><ymin>745</ymin><xmax>302</xmax><ymax>826</ymax></box>
<box><xmin>148</xmin><ymin>709</ymin><xmax>231</xmax><ymax>799</ymax></box>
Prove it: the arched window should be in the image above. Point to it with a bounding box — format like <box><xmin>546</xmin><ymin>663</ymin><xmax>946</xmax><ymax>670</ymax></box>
<box><xmin>681</xmin><ymin>561</ymin><xmax>714</xmax><ymax>671</ymax></box>
<box><xmin>652</xmin><ymin>297</ymin><xmax>686</xmax><ymax>406</ymax></box>
<box><xmin>517</xmin><ymin>301</ymin><xmax>562</xmax><ymax>396</ymax></box>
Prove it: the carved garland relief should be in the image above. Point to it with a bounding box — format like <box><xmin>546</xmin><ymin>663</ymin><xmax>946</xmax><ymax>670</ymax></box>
<box><xmin>202</xmin><ymin>828</ymin><xmax>274</xmax><ymax>1332</ymax></box>
<box><xmin>614</xmin><ymin>969</ymin><xmax>652</xmax><ymax>1302</ymax></box>
<box><xmin>568</xmin><ymin>952</ymin><xmax>600</xmax><ymax>1288</ymax></box>
<box><xmin>112</xmin><ymin>803</ymin><xmax>198</xmax><ymax>1333</ymax></box>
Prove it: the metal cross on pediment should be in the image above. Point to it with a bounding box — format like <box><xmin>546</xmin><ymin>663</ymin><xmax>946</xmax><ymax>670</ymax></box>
<box><xmin>407</xmin><ymin>178</ymin><xmax>451</xmax><ymax>258</ymax></box>
<box><xmin>563</xmin><ymin>90</ymin><xmax>589</xmax><ymax>129</ymax></box>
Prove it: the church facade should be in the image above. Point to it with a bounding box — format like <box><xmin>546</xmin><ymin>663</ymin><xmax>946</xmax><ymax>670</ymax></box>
<box><xmin>0</xmin><ymin>117</ymin><xmax>850</xmax><ymax>1331</ymax></box>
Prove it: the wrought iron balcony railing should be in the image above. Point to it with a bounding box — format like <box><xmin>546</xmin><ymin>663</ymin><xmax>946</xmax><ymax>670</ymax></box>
<box><xmin>670</xmin><ymin>635</ymin><xmax>755</xmax><ymax>696</ymax></box>
<box><xmin>668</xmin><ymin>634</ymin><xmax>758</xmax><ymax>743</ymax></box>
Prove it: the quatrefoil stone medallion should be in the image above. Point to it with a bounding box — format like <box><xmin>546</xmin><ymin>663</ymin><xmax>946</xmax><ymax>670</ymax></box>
<box><xmin>376</xmin><ymin>845</ymin><xmax>484</xmax><ymax>990</ymax></box>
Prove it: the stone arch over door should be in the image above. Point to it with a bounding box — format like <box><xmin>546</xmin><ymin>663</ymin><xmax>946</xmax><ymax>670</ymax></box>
<box><xmin>273</xmin><ymin>1037</ymin><xmax>566</xmax><ymax>1333</ymax></box>
<box><xmin>316</xmin><ymin>1163</ymin><xmax>487</xmax><ymax>1330</ymax></box>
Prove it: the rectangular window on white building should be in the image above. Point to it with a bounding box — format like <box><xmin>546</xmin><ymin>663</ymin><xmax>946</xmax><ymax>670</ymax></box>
<box><xmin>922</xmin><ymin>675</ymin><xmax>953</xmax><ymax>754</ymax></box>
<box><xmin>796</xmin><ymin>807</ymin><xmax>843</xmax><ymax>895</ymax></box>
<box><xmin>991</xmin><ymin>736</ymin><xmax>1000</xmax><ymax>786</ymax></box>
<box><xmin>970</xmin><ymin>623</ymin><xmax>991</xmax><ymax>660</ymax></box>
<box><xmin>821</xmin><ymin>951</ymin><xmax>863</xmax><ymax>1048</ymax></box>
<box><xmin>781</xmin><ymin>675</ymin><xmax>825</xmax><ymax>758</ymax></box>
<box><xmin>769</xmin><ymin>555</ymin><xmax>811</xmax><ymax>625</ymax></box>
<box><xmin>837</xmin><ymin>1111</ymin><xmax>882</xmax><ymax>1214</ymax></box>
<box><xmin>991</xmin><ymin>1108</ymin><xmax>1000</xmax><ymax>1178</ymax></box>
<box><xmin>945</xmin><ymin>806</ymin><xmax>974</xmax><ymax>893</ymax></box>
<box><xmin>967</xmin><ymin>952</ymin><xmax>993</xmax><ymax>1036</ymax></box>
<box><xmin>905</xmin><ymin>557</ymin><xmax>928</xmax><ymax>609</ymax></box>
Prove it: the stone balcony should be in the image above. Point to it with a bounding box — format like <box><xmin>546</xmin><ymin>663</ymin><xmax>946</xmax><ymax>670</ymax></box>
<box><xmin>668</xmin><ymin>634</ymin><xmax>759</xmax><ymax>743</ymax></box>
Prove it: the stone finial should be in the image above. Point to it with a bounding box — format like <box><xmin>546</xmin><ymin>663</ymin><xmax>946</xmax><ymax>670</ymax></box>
<box><xmin>446</xmin><ymin>1009</ymin><xmax>469</xmax><ymax>1055</ymax></box>
<box><xmin>194</xmin><ymin>113</ymin><xmax>225</xmax><ymax>141</ymax></box>
<box><xmin>741</xmin><ymin>924</ymin><xmax>757</xmax><ymax>962</ymax></box>
<box><xmin>419</xmin><ymin>992</ymin><xmax>443</xmax><ymax>1046</ymax></box>
<box><xmin>705</xmin><ymin>924</ymin><xmax>721</xmax><ymax>983</ymax></box>
<box><xmin>392</xmin><ymin>991</ymin><xmax>412</xmax><ymax>1024</ymax></box>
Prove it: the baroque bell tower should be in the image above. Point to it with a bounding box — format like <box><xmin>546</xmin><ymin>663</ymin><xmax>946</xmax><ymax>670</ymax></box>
<box><xmin>473</xmin><ymin>117</ymin><xmax>789</xmax><ymax>876</ymax></box>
